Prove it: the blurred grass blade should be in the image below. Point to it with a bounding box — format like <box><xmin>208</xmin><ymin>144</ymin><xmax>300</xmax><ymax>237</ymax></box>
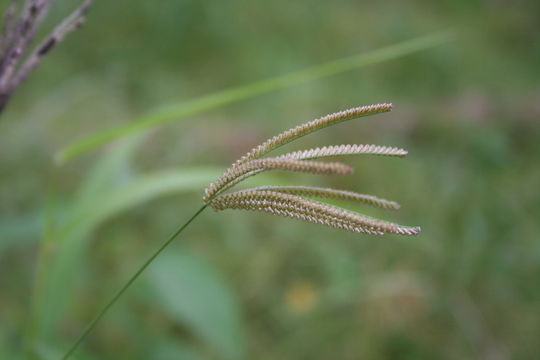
<box><xmin>30</xmin><ymin>134</ymin><xmax>223</xmax><ymax>345</ymax></box>
<box><xmin>0</xmin><ymin>212</ymin><xmax>42</xmax><ymax>250</ymax></box>
<box><xmin>148</xmin><ymin>251</ymin><xmax>245</xmax><ymax>360</ymax></box>
<box><xmin>65</xmin><ymin>168</ymin><xmax>221</xmax><ymax>239</ymax></box>
<box><xmin>35</xmin><ymin>168</ymin><xmax>221</xmax><ymax>340</ymax></box>
<box><xmin>55</xmin><ymin>31</ymin><xmax>453</xmax><ymax>164</ymax></box>
<box><xmin>152</xmin><ymin>341</ymin><xmax>207</xmax><ymax>360</ymax></box>
<box><xmin>34</xmin><ymin>164</ymin><xmax>293</xmax><ymax>344</ymax></box>
<box><xmin>74</xmin><ymin>133</ymin><xmax>145</xmax><ymax>206</ymax></box>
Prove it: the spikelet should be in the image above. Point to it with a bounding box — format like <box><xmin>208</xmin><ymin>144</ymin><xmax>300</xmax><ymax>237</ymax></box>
<box><xmin>278</xmin><ymin>144</ymin><xmax>407</xmax><ymax>161</ymax></box>
<box><xmin>203</xmin><ymin>158</ymin><xmax>353</xmax><ymax>201</ymax></box>
<box><xmin>232</xmin><ymin>103</ymin><xmax>393</xmax><ymax>167</ymax></box>
<box><xmin>202</xmin><ymin>103</ymin><xmax>421</xmax><ymax>236</ymax></box>
<box><xmin>209</xmin><ymin>190</ymin><xmax>420</xmax><ymax>235</ymax></box>
<box><xmin>241</xmin><ymin>185</ymin><xmax>400</xmax><ymax>209</ymax></box>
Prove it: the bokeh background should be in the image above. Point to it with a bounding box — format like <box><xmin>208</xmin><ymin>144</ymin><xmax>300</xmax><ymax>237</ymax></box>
<box><xmin>1</xmin><ymin>1</ymin><xmax>539</xmax><ymax>359</ymax></box>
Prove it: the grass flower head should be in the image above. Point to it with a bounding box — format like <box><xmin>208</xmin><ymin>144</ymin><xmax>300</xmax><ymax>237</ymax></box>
<box><xmin>203</xmin><ymin>103</ymin><xmax>421</xmax><ymax>236</ymax></box>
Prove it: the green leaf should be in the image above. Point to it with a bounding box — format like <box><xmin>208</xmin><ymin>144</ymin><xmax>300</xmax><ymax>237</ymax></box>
<box><xmin>148</xmin><ymin>251</ymin><xmax>246</xmax><ymax>360</ymax></box>
<box><xmin>55</xmin><ymin>31</ymin><xmax>454</xmax><ymax>164</ymax></box>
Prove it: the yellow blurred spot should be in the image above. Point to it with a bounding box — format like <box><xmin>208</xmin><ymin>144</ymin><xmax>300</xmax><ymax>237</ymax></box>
<box><xmin>284</xmin><ymin>280</ymin><xmax>318</xmax><ymax>314</ymax></box>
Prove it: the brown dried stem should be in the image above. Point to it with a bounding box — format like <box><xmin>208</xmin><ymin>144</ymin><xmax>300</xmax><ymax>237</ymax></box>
<box><xmin>0</xmin><ymin>0</ymin><xmax>93</xmax><ymax>114</ymax></box>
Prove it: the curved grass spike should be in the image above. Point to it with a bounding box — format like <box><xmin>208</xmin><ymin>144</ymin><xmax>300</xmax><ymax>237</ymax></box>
<box><xmin>209</xmin><ymin>190</ymin><xmax>420</xmax><ymax>235</ymax></box>
<box><xmin>233</xmin><ymin>103</ymin><xmax>392</xmax><ymax>167</ymax></box>
<box><xmin>210</xmin><ymin>192</ymin><xmax>385</xmax><ymax>235</ymax></box>
<box><xmin>236</xmin><ymin>185</ymin><xmax>401</xmax><ymax>209</ymax></box>
<box><xmin>278</xmin><ymin>144</ymin><xmax>407</xmax><ymax>160</ymax></box>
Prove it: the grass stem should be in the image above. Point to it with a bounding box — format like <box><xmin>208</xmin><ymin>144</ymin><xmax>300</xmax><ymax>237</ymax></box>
<box><xmin>60</xmin><ymin>204</ymin><xmax>208</xmax><ymax>360</ymax></box>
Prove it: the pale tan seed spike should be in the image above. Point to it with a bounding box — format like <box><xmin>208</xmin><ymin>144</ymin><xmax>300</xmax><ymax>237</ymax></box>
<box><xmin>211</xmin><ymin>193</ymin><xmax>419</xmax><ymax>235</ymax></box>
<box><xmin>239</xmin><ymin>185</ymin><xmax>400</xmax><ymax>209</ymax></box>
<box><xmin>203</xmin><ymin>158</ymin><xmax>353</xmax><ymax>202</ymax></box>
<box><xmin>255</xmin><ymin>207</ymin><xmax>385</xmax><ymax>235</ymax></box>
<box><xmin>277</xmin><ymin>144</ymin><xmax>407</xmax><ymax>161</ymax></box>
<box><xmin>239</xmin><ymin>202</ymin><xmax>385</xmax><ymax>234</ymax></box>
<box><xmin>232</xmin><ymin>103</ymin><xmax>393</xmax><ymax>167</ymax></box>
<box><xmin>253</xmin><ymin>207</ymin><xmax>385</xmax><ymax>235</ymax></box>
<box><xmin>211</xmin><ymin>194</ymin><xmax>394</xmax><ymax>234</ymax></box>
<box><xmin>210</xmin><ymin>190</ymin><xmax>421</xmax><ymax>235</ymax></box>
<box><xmin>211</xmin><ymin>194</ymin><xmax>384</xmax><ymax>235</ymax></box>
<box><xmin>217</xmin><ymin>195</ymin><xmax>420</xmax><ymax>235</ymax></box>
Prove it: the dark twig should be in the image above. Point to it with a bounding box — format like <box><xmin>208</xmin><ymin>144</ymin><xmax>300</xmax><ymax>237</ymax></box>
<box><xmin>0</xmin><ymin>0</ymin><xmax>93</xmax><ymax>114</ymax></box>
<box><xmin>0</xmin><ymin>1</ymin><xmax>19</xmax><ymax>56</ymax></box>
<box><xmin>0</xmin><ymin>0</ymin><xmax>52</xmax><ymax>89</ymax></box>
<box><xmin>11</xmin><ymin>0</ymin><xmax>92</xmax><ymax>89</ymax></box>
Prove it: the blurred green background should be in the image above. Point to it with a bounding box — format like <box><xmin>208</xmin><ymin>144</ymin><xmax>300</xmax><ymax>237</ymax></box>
<box><xmin>1</xmin><ymin>0</ymin><xmax>539</xmax><ymax>359</ymax></box>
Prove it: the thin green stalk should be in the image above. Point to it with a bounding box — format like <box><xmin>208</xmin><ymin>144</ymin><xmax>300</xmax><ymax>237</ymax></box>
<box><xmin>60</xmin><ymin>204</ymin><xmax>208</xmax><ymax>360</ymax></box>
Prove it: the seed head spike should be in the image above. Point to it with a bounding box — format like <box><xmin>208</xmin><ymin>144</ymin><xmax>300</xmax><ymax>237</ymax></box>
<box><xmin>233</xmin><ymin>103</ymin><xmax>393</xmax><ymax>167</ymax></box>
<box><xmin>240</xmin><ymin>185</ymin><xmax>400</xmax><ymax>209</ymax></box>
<box><xmin>202</xmin><ymin>103</ymin><xmax>420</xmax><ymax>236</ymax></box>
<box><xmin>277</xmin><ymin>144</ymin><xmax>407</xmax><ymax>160</ymax></box>
<box><xmin>210</xmin><ymin>190</ymin><xmax>420</xmax><ymax>235</ymax></box>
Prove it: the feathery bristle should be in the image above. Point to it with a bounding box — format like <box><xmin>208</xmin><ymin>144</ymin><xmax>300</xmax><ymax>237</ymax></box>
<box><xmin>242</xmin><ymin>185</ymin><xmax>401</xmax><ymax>209</ymax></box>
<box><xmin>278</xmin><ymin>144</ymin><xmax>407</xmax><ymax>160</ymax></box>
<box><xmin>210</xmin><ymin>190</ymin><xmax>420</xmax><ymax>235</ymax></box>
<box><xmin>233</xmin><ymin>103</ymin><xmax>393</xmax><ymax>167</ymax></box>
<box><xmin>203</xmin><ymin>158</ymin><xmax>353</xmax><ymax>201</ymax></box>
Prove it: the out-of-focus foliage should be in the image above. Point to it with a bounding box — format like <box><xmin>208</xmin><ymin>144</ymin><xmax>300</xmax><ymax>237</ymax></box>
<box><xmin>1</xmin><ymin>0</ymin><xmax>539</xmax><ymax>359</ymax></box>
<box><xmin>55</xmin><ymin>31</ymin><xmax>451</xmax><ymax>163</ymax></box>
